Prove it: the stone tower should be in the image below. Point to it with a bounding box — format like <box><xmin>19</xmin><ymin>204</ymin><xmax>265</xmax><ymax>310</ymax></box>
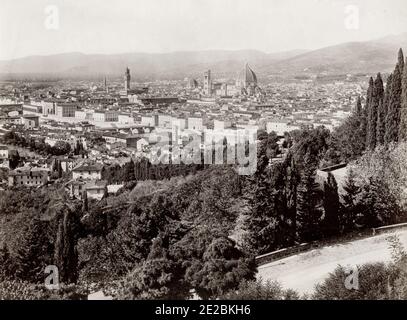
<box><xmin>203</xmin><ymin>70</ymin><xmax>212</xmax><ymax>96</ymax></box>
<box><xmin>124</xmin><ymin>67</ymin><xmax>131</xmax><ymax>91</ymax></box>
<box><xmin>104</xmin><ymin>76</ymin><xmax>108</xmax><ymax>93</ymax></box>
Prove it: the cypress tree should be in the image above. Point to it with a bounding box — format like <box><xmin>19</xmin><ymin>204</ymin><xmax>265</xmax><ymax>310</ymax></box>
<box><xmin>122</xmin><ymin>159</ymin><xmax>136</xmax><ymax>182</ymax></box>
<box><xmin>377</xmin><ymin>73</ymin><xmax>392</xmax><ymax>145</ymax></box>
<box><xmin>359</xmin><ymin>79</ymin><xmax>373</xmax><ymax>150</ymax></box>
<box><xmin>376</xmin><ymin>99</ymin><xmax>385</xmax><ymax>145</ymax></box>
<box><xmin>244</xmin><ymin>136</ymin><xmax>277</xmax><ymax>254</ymax></box>
<box><xmin>398</xmin><ymin>48</ymin><xmax>404</xmax><ymax>73</ymax></box>
<box><xmin>399</xmin><ymin>57</ymin><xmax>407</xmax><ymax>141</ymax></box>
<box><xmin>296</xmin><ymin>152</ymin><xmax>322</xmax><ymax>242</ymax></box>
<box><xmin>82</xmin><ymin>191</ymin><xmax>88</xmax><ymax>212</ymax></box>
<box><xmin>54</xmin><ymin>209</ymin><xmax>79</xmax><ymax>283</ymax></box>
<box><xmin>57</xmin><ymin>160</ymin><xmax>63</xmax><ymax>178</ymax></box>
<box><xmin>355</xmin><ymin>96</ymin><xmax>362</xmax><ymax>116</ymax></box>
<box><xmin>284</xmin><ymin>151</ymin><xmax>299</xmax><ymax>245</ymax></box>
<box><xmin>367</xmin><ymin>74</ymin><xmax>384</xmax><ymax>149</ymax></box>
<box><xmin>322</xmin><ymin>172</ymin><xmax>340</xmax><ymax>237</ymax></box>
<box><xmin>385</xmin><ymin>64</ymin><xmax>403</xmax><ymax>144</ymax></box>
<box><xmin>365</xmin><ymin>77</ymin><xmax>375</xmax><ymax>149</ymax></box>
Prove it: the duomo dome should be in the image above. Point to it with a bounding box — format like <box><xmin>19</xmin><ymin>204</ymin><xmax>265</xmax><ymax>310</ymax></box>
<box><xmin>236</xmin><ymin>63</ymin><xmax>257</xmax><ymax>89</ymax></box>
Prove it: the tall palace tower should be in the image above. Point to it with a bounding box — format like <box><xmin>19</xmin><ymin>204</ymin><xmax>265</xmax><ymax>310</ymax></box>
<box><xmin>203</xmin><ymin>70</ymin><xmax>212</xmax><ymax>96</ymax></box>
<box><xmin>124</xmin><ymin>67</ymin><xmax>131</xmax><ymax>92</ymax></box>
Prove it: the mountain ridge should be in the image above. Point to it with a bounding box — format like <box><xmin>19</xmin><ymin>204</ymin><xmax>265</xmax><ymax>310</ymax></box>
<box><xmin>0</xmin><ymin>33</ymin><xmax>406</xmax><ymax>80</ymax></box>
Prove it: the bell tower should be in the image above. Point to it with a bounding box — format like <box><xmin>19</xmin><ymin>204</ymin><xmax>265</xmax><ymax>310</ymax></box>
<box><xmin>124</xmin><ymin>67</ymin><xmax>131</xmax><ymax>92</ymax></box>
<box><xmin>203</xmin><ymin>70</ymin><xmax>212</xmax><ymax>96</ymax></box>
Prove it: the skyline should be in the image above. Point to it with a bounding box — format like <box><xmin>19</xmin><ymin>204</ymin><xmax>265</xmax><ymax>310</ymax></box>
<box><xmin>1</xmin><ymin>0</ymin><xmax>407</xmax><ymax>60</ymax></box>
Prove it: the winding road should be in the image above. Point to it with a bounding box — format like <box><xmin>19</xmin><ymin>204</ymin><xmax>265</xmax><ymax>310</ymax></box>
<box><xmin>257</xmin><ymin>229</ymin><xmax>407</xmax><ymax>295</ymax></box>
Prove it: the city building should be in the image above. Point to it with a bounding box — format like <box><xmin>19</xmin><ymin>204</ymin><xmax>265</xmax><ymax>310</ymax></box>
<box><xmin>41</xmin><ymin>100</ymin><xmax>56</xmax><ymax>115</ymax></box>
<box><xmin>266</xmin><ymin>120</ymin><xmax>301</xmax><ymax>136</ymax></box>
<box><xmin>23</xmin><ymin>104</ymin><xmax>42</xmax><ymax>114</ymax></box>
<box><xmin>8</xmin><ymin>168</ymin><xmax>49</xmax><ymax>187</ymax></box>
<box><xmin>22</xmin><ymin>115</ymin><xmax>40</xmax><ymax>129</ymax></box>
<box><xmin>56</xmin><ymin>103</ymin><xmax>77</xmax><ymax>117</ymax></box>
<box><xmin>85</xmin><ymin>180</ymin><xmax>108</xmax><ymax>200</ymax></box>
<box><xmin>93</xmin><ymin>110</ymin><xmax>118</xmax><ymax>122</ymax></box>
<box><xmin>72</xmin><ymin>163</ymin><xmax>103</xmax><ymax>180</ymax></box>
<box><xmin>188</xmin><ymin>117</ymin><xmax>204</xmax><ymax>130</ymax></box>
<box><xmin>67</xmin><ymin>179</ymin><xmax>108</xmax><ymax>200</ymax></box>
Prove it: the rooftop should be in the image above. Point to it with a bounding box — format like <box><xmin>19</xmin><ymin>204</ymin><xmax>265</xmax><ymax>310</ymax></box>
<box><xmin>72</xmin><ymin>163</ymin><xmax>103</xmax><ymax>172</ymax></box>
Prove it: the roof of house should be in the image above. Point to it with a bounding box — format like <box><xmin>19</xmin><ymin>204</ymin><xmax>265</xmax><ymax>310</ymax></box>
<box><xmin>9</xmin><ymin>169</ymin><xmax>48</xmax><ymax>177</ymax></box>
<box><xmin>72</xmin><ymin>163</ymin><xmax>103</xmax><ymax>172</ymax></box>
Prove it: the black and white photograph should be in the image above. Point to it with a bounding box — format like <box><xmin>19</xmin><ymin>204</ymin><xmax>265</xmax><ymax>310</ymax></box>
<box><xmin>1</xmin><ymin>0</ymin><xmax>407</xmax><ymax>306</ymax></box>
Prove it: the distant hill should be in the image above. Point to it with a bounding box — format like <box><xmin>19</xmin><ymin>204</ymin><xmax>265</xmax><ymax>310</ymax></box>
<box><xmin>0</xmin><ymin>50</ymin><xmax>267</xmax><ymax>80</ymax></box>
<box><xmin>0</xmin><ymin>33</ymin><xmax>406</xmax><ymax>80</ymax></box>
<box><xmin>270</xmin><ymin>33</ymin><xmax>407</xmax><ymax>75</ymax></box>
<box><xmin>0</xmin><ymin>49</ymin><xmax>305</xmax><ymax>81</ymax></box>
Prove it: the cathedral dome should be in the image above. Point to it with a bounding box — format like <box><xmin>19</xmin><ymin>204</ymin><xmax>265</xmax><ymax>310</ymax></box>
<box><xmin>187</xmin><ymin>78</ymin><xmax>198</xmax><ymax>89</ymax></box>
<box><xmin>237</xmin><ymin>63</ymin><xmax>257</xmax><ymax>88</ymax></box>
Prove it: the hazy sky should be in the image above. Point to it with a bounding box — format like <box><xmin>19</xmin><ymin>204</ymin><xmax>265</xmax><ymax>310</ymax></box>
<box><xmin>1</xmin><ymin>0</ymin><xmax>407</xmax><ymax>60</ymax></box>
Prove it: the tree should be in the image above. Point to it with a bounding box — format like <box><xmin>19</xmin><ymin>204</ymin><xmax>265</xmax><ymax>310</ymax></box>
<box><xmin>377</xmin><ymin>74</ymin><xmax>392</xmax><ymax>145</ymax></box>
<box><xmin>366</xmin><ymin>76</ymin><xmax>377</xmax><ymax>149</ymax></box>
<box><xmin>398</xmin><ymin>48</ymin><xmax>404</xmax><ymax>74</ymax></box>
<box><xmin>185</xmin><ymin>236</ymin><xmax>256</xmax><ymax>300</ymax></box>
<box><xmin>359</xmin><ymin>100</ymin><xmax>368</xmax><ymax>152</ymax></box>
<box><xmin>283</xmin><ymin>151</ymin><xmax>299</xmax><ymax>245</ymax></box>
<box><xmin>99</xmin><ymin>195</ymin><xmax>175</xmax><ymax>277</ymax></box>
<box><xmin>57</xmin><ymin>160</ymin><xmax>63</xmax><ymax>178</ymax></box>
<box><xmin>54</xmin><ymin>208</ymin><xmax>79</xmax><ymax>284</ymax></box>
<box><xmin>296</xmin><ymin>152</ymin><xmax>322</xmax><ymax>242</ymax></box>
<box><xmin>363</xmin><ymin>77</ymin><xmax>374</xmax><ymax>146</ymax></box>
<box><xmin>358</xmin><ymin>174</ymin><xmax>400</xmax><ymax>228</ymax></box>
<box><xmin>367</xmin><ymin>74</ymin><xmax>384</xmax><ymax>149</ymax></box>
<box><xmin>221</xmin><ymin>279</ymin><xmax>299</xmax><ymax>300</ymax></box>
<box><xmin>118</xmin><ymin>236</ymin><xmax>189</xmax><ymax>300</ymax></box>
<box><xmin>244</xmin><ymin>134</ymin><xmax>289</xmax><ymax>254</ymax></box>
<box><xmin>385</xmin><ymin>63</ymin><xmax>403</xmax><ymax>144</ymax></box>
<box><xmin>341</xmin><ymin>168</ymin><xmax>361</xmax><ymax>232</ymax></box>
<box><xmin>14</xmin><ymin>213</ymin><xmax>53</xmax><ymax>283</ymax></box>
<box><xmin>324</xmin><ymin>97</ymin><xmax>367</xmax><ymax>164</ymax></box>
<box><xmin>322</xmin><ymin>172</ymin><xmax>340</xmax><ymax>237</ymax></box>
<box><xmin>355</xmin><ymin>96</ymin><xmax>362</xmax><ymax>115</ymax></box>
<box><xmin>0</xmin><ymin>244</ymin><xmax>14</xmax><ymax>281</ymax></box>
<box><xmin>376</xmin><ymin>99</ymin><xmax>385</xmax><ymax>145</ymax></box>
<box><xmin>291</xmin><ymin>126</ymin><xmax>331</xmax><ymax>167</ymax></box>
<box><xmin>312</xmin><ymin>263</ymin><xmax>394</xmax><ymax>300</ymax></box>
<box><xmin>399</xmin><ymin>57</ymin><xmax>407</xmax><ymax>141</ymax></box>
<box><xmin>121</xmin><ymin>159</ymin><xmax>136</xmax><ymax>182</ymax></box>
<box><xmin>73</xmin><ymin>141</ymin><xmax>86</xmax><ymax>156</ymax></box>
<box><xmin>8</xmin><ymin>150</ymin><xmax>20</xmax><ymax>170</ymax></box>
<box><xmin>82</xmin><ymin>191</ymin><xmax>88</xmax><ymax>212</ymax></box>
<box><xmin>52</xmin><ymin>141</ymin><xmax>71</xmax><ymax>156</ymax></box>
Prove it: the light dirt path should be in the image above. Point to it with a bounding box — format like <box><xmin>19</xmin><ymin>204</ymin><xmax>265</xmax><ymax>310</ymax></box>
<box><xmin>257</xmin><ymin>229</ymin><xmax>407</xmax><ymax>295</ymax></box>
